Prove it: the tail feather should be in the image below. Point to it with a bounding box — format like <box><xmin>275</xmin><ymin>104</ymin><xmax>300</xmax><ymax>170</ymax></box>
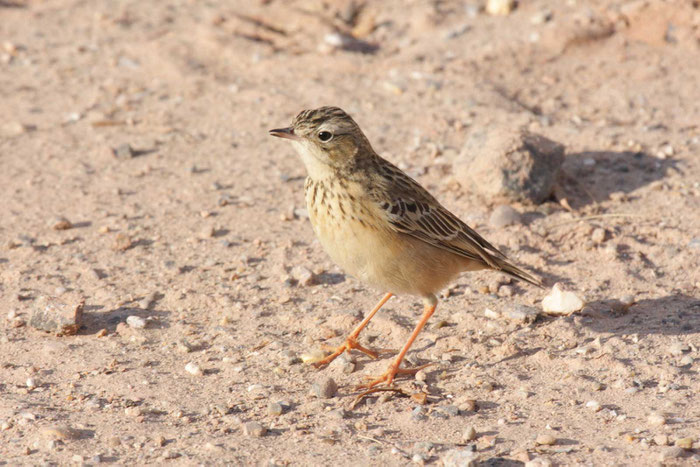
<box><xmin>493</xmin><ymin>257</ymin><xmax>544</xmax><ymax>289</ymax></box>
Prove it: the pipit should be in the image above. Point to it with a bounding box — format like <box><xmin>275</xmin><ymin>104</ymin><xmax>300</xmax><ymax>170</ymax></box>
<box><xmin>270</xmin><ymin>106</ymin><xmax>542</xmax><ymax>389</ymax></box>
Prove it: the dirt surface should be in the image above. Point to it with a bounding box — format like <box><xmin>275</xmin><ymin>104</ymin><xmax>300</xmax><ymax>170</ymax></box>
<box><xmin>1</xmin><ymin>0</ymin><xmax>700</xmax><ymax>465</ymax></box>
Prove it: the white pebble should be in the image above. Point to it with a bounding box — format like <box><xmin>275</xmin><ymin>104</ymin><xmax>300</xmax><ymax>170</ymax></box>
<box><xmin>26</xmin><ymin>378</ymin><xmax>37</xmax><ymax>389</ymax></box>
<box><xmin>184</xmin><ymin>362</ymin><xmax>202</xmax><ymax>376</ymax></box>
<box><xmin>126</xmin><ymin>315</ymin><xmax>146</xmax><ymax>329</ymax></box>
<box><xmin>586</xmin><ymin>400</ymin><xmax>601</xmax><ymax>412</ymax></box>
<box><xmin>542</xmin><ymin>283</ymin><xmax>585</xmax><ymax>315</ymax></box>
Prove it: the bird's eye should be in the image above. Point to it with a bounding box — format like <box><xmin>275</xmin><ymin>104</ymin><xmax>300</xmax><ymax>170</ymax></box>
<box><xmin>318</xmin><ymin>131</ymin><xmax>333</xmax><ymax>142</ymax></box>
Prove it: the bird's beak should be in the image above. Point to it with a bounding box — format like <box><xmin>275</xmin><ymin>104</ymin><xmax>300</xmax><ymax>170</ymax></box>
<box><xmin>269</xmin><ymin>127</ymin><xmax>300</xmax><ymax>141</ymax></box>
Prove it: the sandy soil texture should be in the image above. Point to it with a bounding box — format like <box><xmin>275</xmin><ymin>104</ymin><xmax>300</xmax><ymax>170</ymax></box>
<box><xmin>1</xmin><ymin>0</ymin><xmax>699</xmax><ymax>465</ymax></box>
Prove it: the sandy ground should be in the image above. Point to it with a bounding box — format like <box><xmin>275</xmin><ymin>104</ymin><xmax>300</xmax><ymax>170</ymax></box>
<box><xmin>1</xmin><ymin>0</ymin><xmax>699</xmax><ymax>465</ymax></box>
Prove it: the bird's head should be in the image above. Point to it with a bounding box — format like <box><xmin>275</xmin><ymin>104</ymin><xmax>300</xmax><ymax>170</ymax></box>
<box><xmin>269</xmin><ymin>106</ymin><xmax>371</xmax><ymax>179</ymax></box>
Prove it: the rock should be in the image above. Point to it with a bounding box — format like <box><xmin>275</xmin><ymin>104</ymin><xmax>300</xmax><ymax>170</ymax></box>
<box><xmin>267</xmin><ymin>402</ymin><xmax>283</xmax><ymax>416</ymax></box>
<box><xmin>457</xmin><ymin>129</ymin><xmax>564</xmax><ymax>204</ymax></box>
<box><xmin>40</xmin><ymin>425</ymin><xmax>78</xmax><ymax>440</ymax></box>
<box><xmin>659</xmin><ymin>446</ymin><xmax>684</xmax><ymax>460</ymax></box>
<box><xmin>486</xmin><ymin>0</ymin><xmax>516</xmax><ymax>16</ymax></box>
<box><xmin>411</xmin><ymin>407</ymin><xmax>427</xmax><ymax>421</ymax></box>
<box><xmin>535</xmin><ymin>434</ymin><xmax>556</xmax><ymax>446</ymax></box>
<box><xmin>585</xmin><ymin>400</ymin><xmax>601</xmax><ymax>412</ymax></box>
<box><xmin>541</xmin><ymin>284</ymin><xmax>585</xmax><ymax>315</ymax></box>
<box><xmin>489</xmin><ymin>205</ymin><xmax>522</xmax><ymax>228</ymax></box>
<box><xmin>591</xmin><ymin>227</ymin><xmax>607</xmax><ymax>244</ymax></box>
<box><xmin>463</xmin><ymin>426</ymin><xmax>477</xmax><ymax>441</ymax></box>
<box><xmin>675</xmin><ymin>437</ymin><xmax>694</xmax><ymax>449</ymax></box>
<box><xmin>112</xmin><ymin>233</ymin><xmax>133</xmax><ymax>251</ymax></box>
<box><xmin>526</xmin><ymin>458</ymin><xmax>553</xmax><ymax>467</ymax></box>
<box><xmin>441</xmin><ymin>448</ymin><xmax>479</xmax><ymax>467</ymax></box>
<box><xmin>184</xmin><ymin>362</ymin><xmax>202</xmax><ymax>376</ymax></box>
<box><xmin>668</xmin><ymin>342</ymin><xmax>689</xmax><ymax>356</ymax></box>
<box><xmin>2</xmin><ymin>121</ymin><xmax>36</xmax><ymax>136</ymax></box>
<box><xmin>50</xmin><ymin>217</ymin><xmax>73</xmax><ymax>230</ymax></box>
<box><xmin>506</xmin><ymin>305</ymin><xmax>539</xmax><ymax>323</ymax></box>
<box><xmin>459</xmin><ymin>399</ymin><xmax>477</xmax><ymax>413</ymax></box>
<box><xmin>654</xmin><ymin>434</ymin><xmax>669</xmax><ymax>446</ymax></box>
<box><xmin>243</xmin><ymin>421</ymin><xmax>266</xmax><ymax>437</ymax></box>
<box><xmin>29</xmin><ymin>295</ymin><xmax>84</xmax><ymax>335</ymax></box>
<box><xmin>484</xmin><ymin>308</ymin><xmax>500</xmax><ymax>319</ymax></box>
<box><xmin>291</xmin><ymin>266</ymin><xmax>316</xmax><ymax>286</ymax></box>
<box><xmin>113</xmin><ymin>143</ymin><xmax>135</xmax><ymax>159</ymax></box>
<box><xmin>311</xmin><ymin>376</ymin><xmax>337</xmax><ymax>398</ymax></box>
<box><xmin>648</xmin><ymin>413</ymin><xmax>666</xmax><ymax>427</ymax></box>
<box><xmin>126</xmin><ymin>315</ymin><xmax>146</xmax><ymax>329</ymax></box>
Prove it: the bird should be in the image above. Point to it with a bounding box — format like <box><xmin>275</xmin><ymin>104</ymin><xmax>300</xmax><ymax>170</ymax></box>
<box><xmin>269</xmin><ymin>106</ymin><xmax>542</xmax><ymax>389</ymax></box>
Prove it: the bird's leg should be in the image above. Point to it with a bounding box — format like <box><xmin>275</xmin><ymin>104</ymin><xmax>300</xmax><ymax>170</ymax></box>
<box><xmin>358</xmin><ymin>295</ymin><xmax>437</xmax><ymax>389</ymax></box>
<box><xmin>313</xmin><ymin>293</ymin><xmax>393</xmax><ymax>367</ymax></box>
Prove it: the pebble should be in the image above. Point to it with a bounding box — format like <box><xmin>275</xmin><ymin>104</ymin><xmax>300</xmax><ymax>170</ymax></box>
<box><xmin>463</xmin><ymin>426</ymin><xmax>477</xmax><ymax>441</ymax></box>
<box><xmin>486</xmin><ymin>0</ymin><xmax>516</xmax><ymax>16</ymax></box>
<box><xmin>301</xmin><ymin>349</ymin><xmax>326</xmax><ymax>364</ymax></box>
<box><xmin>541</xmin><ymin>284</ymin><xmax>585</xmax><ymax>315</ymax></box>
<box><xmin>441</xmin><ymin>448</ymin><xmax>478</xmax><ymax>467</ymax></box>
<box><xmin>2</xmin><ymin>121</ymin><xmax>35</xmax><ymax>136</ymax></box>
<box><xmin>489</xmin><ymin>205</ymin><xmax>522</xmax><ymax>228</ymax></box>
<box><xmin>675</xmin><ymin>437</ymin><xmax>694</xmax><ymax>449</ymax></box>
<box><xmin>291</xmin><ymin>266</ymin><xmax>316</xmax><ymax>286</ymax></box>
<box><xmin>112</xmin><ymin>233</ymin><xmax>133</xmax><ymax>251</ymax></box>
<box><xmin>484</xmin><ymin>308</ymin><xmax>500</xmax><ymax>319</ymax></box>
<box><xmin>267</xmin><ymin>402</ymin><xmax>284</xmax><ymax>416</ymax></box>
<box><xmin>184</xmin><ymin>362</ymin><xmax>202</xmax><ymax>376</ymax></box>
<box><xmin>311</xmin><ymin>376</ymin><xmax>337</xmax><ymax>398</ymax></box>
<box><xmin>526</xmin><ymin>458</ymin><xmax>553</xmax><ymax>467</ymax></box>
<box><xmin>113</xmin><ymin>143</ymin><xmax>135</xmax><ymax>159</ymax></box>
<box><xmin>50</xmin><ymin>217</ymin><xmax>73</xmax><ymax>230</ymax></box>
<box><xmin>591</xmin><ymin>227</ymin><xmax>607</xmax><ymax>244</ymax></box>
<box><xmin>535</xmin><ymin>434</ymin><xmax>556</xmax><ymax>446</ymax></box>
<box><xmin>659</xmin><ymin>446</ymin><xmax>684</xmax><ymax>460</ymax></box>
<box><xmin>29</xmin><ymin>295</ymin><xmax>85</xmax><ymax>336</ymax></box>
<box><xmin>329</xmin><ymin>352</ymin><xmax>355</xmax><ymax>374</ymax></box>
<box><xmin>243</xmin><ymin>421</ymin><xmax>266</xmax><ymax>437</ymax></box>
<box><xmin>26</xmin><ymin>378</ymin><xmax>37</xmax><ymax>389</ymax></box>
<box><xmin>654</xmin><ymin>434</ymin><xmax>669</xmax><ymax>446</ymax></box>
<box><xmin>40</xmin><ymin>425</ymin><xmax>78</xmax><ymax>440</ymax></box>
<box><xmin>506</xmin><ymin>305</ymin><xmax>539</xmax><ymax>323</ymax></box>
<box><xmin>411</xmin><ymin>407</ymin><xmax>427</xmax><ymax>421</ymax></box>
<box><xmin>586</xmin><ymin>400</ymin><xmax>601</xmax><ymax>412</ymax></box>
<box><xmin>689</xmin><ymin>237</ymin><xmax>700</xmax><ymax>249</ymax></box>
<box><xmin>647</xmin><ymin>413</ymin><xmax>666</xmax><ymax>427</ymax></box>
<box><xmin>668</xmin><ymin>342</ymin><xmax>689</xmax><ymax>356</ymax></box>
<box><xmin>460</xmin><ymin>399</ymin><xmax>477</xmax><ymax>412</ymax></box>
<box><xmin>126</xmin><ymin>315</ymin><xmax>146</xmax><ymax>329</ymax></box>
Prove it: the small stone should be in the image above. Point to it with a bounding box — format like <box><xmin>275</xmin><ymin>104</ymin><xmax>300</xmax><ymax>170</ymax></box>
<box><xmin>484</xmin><ymin>308</ymin><xmax>500</xmax><ymax>319</ymax></box>
<box><xmin>112</xmin><ymin>233</ymin><xmax>133</xmax><ymax>251</ymax></box>
<box><xmin>648</xmin><ymin>413</ymin><xmax>666</xmax><ymax>427</ymax></box>
<box><xmin>26</xmin><ymin>378</ymin><xmax>37</xmax><ymax>389</ymax></box>
<box><xmin>486</xmin><ymin>0</ymin><xmax>516</xmax><ymax>16</ymax></box>
<box><xmin>679</xmin><ymin>355</ymin><xmax>693</xmax><ymax>366</ymax></box>
<box><xmin>441</xmin><ymin>448</ymin><xmax>479</xmax><ymax>467</ymax></box>
<box><xmin>463</xmin><ymin>426</ymin><xmax>477</xmax><ymax>441</ymax></box>
<box><xmin>411</xmin><ymin>392</ymin><xmax>428</xmax><ymax>405</ymax></box>
<box><xmin>526</xmin><ymin>458</ymin><xmax>553</xmax><ymax>467</ymax></box>
<box><xmin>654</xmin><ymin>434</ymin><xmax>669</xmax><ymax>446</ymax></box>
<box><xmin>291</xmin><ymin>266</ymin><xmax>316</xmax><ymax>286</ymax></box>
<box><xmin>184</xmin><ymin>362</ymin><xmax>202</xmax><ymax>376</ymax></box>
<box><xmin>311</xmin><ymin>376</ymin><xmax>337</xmax><ymax>398</ymax></box>
<box><xmin>659</xmin><ymin>446</ymin><xmax>684</xmax><ymax>460</ymax></box>
<box><xmin>243</xmin><ymin>421</ymin><xmax>266</xmax><ymax>437</ymax></box>
<box><xmin>506</xmin><ymin>305</ymin><xmax>539</xmax><ymax>323</ymax></box>
<box><xmin>535</xmin><ymin>434</ymin><xmax>556</xmax><ymax>446</ymax></box>
<box><xmin>40</xmin><ymin>425</ymin><xmax>78</xmax><ymax>440</ymax></box>
<box><xmin>411</xmin><ymin>407</ymin><xmax>427</xmax><ymax>421</ymax></box>
<box><xmin>489</xmin><ymin>205</ymin><xmax>522</xmax><ymax>228</ymax></box>
<box><xmin>29</xmin><ymin>295</ymin><xmax>84</xmax><ymax>335</ymax></box>
<box><xmin>51</xmin><ymin>217</ymin><xmax>73</xmax><ymax>230</ymax></box>
<box><xmin>155</xmin><ymin>435</ymin><xmax>166</xmax><ymax>447</ymax></box>
<box><xmin>586</xmin><ymin>400</ymin><xmax>601</xmax><ymax>412</ymax></box>
<box><xmin>674</xmin><ymin>437</ymin><xmax>694</xmax><ymax>450</ymax></box>
<box><xmin>2</xmin><ymin>121</ymin><xmax>36</xmax><ymax>136</ymax></box>
<box><xmin>107</xmin><ymin>436</ymin><xmax>121</xmax><ymax>447</ymax></box>
<box><xmin>668</xmin><ymin>342</ymin><xmax>689</xmax><ymax>356</ymax></box>
<box><xmin>460</xmin><ymin>399</ymin><xmax>477</xmax><ymax>412</ymax></box>
<box><xmin>591</xmin><ymin>227</ymin><xmax>607</xmax><ymax>244</ymax></box>
<box><xmin>267</xmin><ymin>402</ymin><xmax>283</xmax><ymax>416</ymax></box>
<box><xmin>126</xmin><ymin>315</ymin><xmax>146</xmax><ymax>329</ymax></box>
<box><xmin>1</xmin><ymin>420</ymin><xmax>11</xmax><ymax>431</ymax></box>
<box><xmin>541</xmin><ymin>283</ymin><xmax>585</xmax><ymax>315</ymax></box>
<box><xmin>113</xmin><ymin>143</ymin><xmax>135</xmax><ymax>159</ymax></box>
<box><xmin>301</xmin><ymin>349</ymin><xmax>326</xmax><ymax>364</ymax></box>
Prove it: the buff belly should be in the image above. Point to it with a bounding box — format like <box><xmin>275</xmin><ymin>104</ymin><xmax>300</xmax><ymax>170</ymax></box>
<box><xmin>307</xmin><ymin>194</ymin><xmax>470</xmax><ymax>298</ymax></box>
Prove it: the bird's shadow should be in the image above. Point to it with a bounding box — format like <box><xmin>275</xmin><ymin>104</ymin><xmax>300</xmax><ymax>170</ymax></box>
<box><xmin>580</xmin><ymin>293</ymin><xmax>699</xmax><ymax>336</ymax></box>
<box><xmin>556</xmin><ymin>150</ymin><xmax>678</xmax><ymax>209</ymax></box>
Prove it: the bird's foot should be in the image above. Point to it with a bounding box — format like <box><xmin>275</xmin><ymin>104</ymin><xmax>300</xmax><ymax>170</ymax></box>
<box><xmin>312</xmin><ymin>337</ymin><xmax>379</xmax><ymax>368</ymax></box>
<box><xmin>357</xmin><ymin>362</ymin><xmax>434</xmax><ymax>390</ymax></box>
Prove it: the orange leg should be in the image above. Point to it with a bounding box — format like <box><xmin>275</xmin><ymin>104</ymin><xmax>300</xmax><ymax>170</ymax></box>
<box><xmin>313</xmin><ymin>293</ymin><xmax>393</xmax><ymax>367</ymax></box>
<box><xmin>359</xmin><ymin>296</ymin><xmax>437</xmax><ymax>389</ymax></box>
